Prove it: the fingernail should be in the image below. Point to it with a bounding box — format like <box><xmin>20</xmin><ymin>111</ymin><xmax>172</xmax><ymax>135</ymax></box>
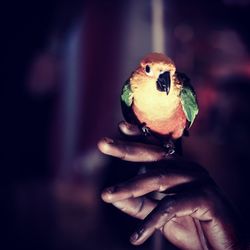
<box><xmin>101</xmin><ymin>186</ymin><xmax>116</xmax><ymax>202</ymax></box>
<box><xmin>130</xmin><ymin>233</ymin><xmax>139</xmax><ymax>242</ymax></box>
<box><xmin>124</xmin><ymin>121</ymin><xmax>130</xmax><ymax>128</ymax></box>
<box><xmin>138</xmin><ymin>227</ymin><xmax>144</xmax><ymax>235</ymax></box>
<box><xmin>130</xmin><ymin>227</ymin><xmax>144</xmax><ymax>243</ymax></box>
<box><xmin>119</xmin><ymin>121</ymin><xmax>128</xmax><ymax>131</ymax></box>
<box><xmin>104</xmin><ymin>137</ymin><xmax>114</xmax><ymax>144</ymax></box>
<box><xmin>105</xmin><ymin>186</ymin><xmax>116</xmax><ymax>194</ymax></box>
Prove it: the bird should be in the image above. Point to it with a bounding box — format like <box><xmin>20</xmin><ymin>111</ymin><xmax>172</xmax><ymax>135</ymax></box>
<box><xmin>121</xmin><ymin>52</ymin><xmax>199</xmax><ymax>155</ymax></box>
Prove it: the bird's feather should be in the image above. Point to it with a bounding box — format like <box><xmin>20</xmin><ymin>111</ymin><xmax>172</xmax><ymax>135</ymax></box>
<box><xmin>121</xmin><ymin>80</ymin><xmax>138</xmax><ymax>124</ymax></box>
<box><xmin>177</xmin><ymin>72</ymin><xmax>199</xmax><ymax>127</ymax></box>
<box><xmin>121</xmin><ymin>80</ymin><xmax>133</xmax><ymax>107</ymax></box>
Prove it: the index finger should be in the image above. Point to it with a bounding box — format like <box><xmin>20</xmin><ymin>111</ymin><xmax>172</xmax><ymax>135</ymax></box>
<box><xmin>98</xmin><ymin>137</ymin><xmax>170</xmax><ymax>162</ymax></box>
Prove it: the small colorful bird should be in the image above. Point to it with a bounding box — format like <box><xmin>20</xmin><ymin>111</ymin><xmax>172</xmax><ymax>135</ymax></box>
<box><xmin>121</xmin><ymin>52</ymin><xmax>199</xmax><ymax>154</ymax></box>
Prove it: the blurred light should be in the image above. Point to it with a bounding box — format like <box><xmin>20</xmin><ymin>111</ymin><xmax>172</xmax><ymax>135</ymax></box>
<box><xmin>211</xmin><ymin>30</ymin><xmax>246</xmax><ymax>57</ymax></box>
<box><xmin>209</xmin><ymin>30</ymin><xmax>248</xmax><ymax>78</ymax></box>
<box><xmin>174</xmin><ymin>24</ymin><xmax>194</xmax><ymax>43</ymax></box>
<box><xmin>74</xmin><ymin>149</ymin><xmax>108</xmax><ymax>176</ymax></box>
<box><xmin>27</xmin><ymin>53</ymin><xmax>58</xmax><ymax>95</ymax></box>
<box><xmin>152</xmin><ymin>0</ymin><xmax>165</xmax><ymax>53</ymax></box>
<box><xmin>61</xmin><ymin>23</ymin><xmax>82</xmax><ymax>177</ymax></box>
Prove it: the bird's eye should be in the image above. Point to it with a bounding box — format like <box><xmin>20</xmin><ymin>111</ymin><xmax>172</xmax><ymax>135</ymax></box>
<box><xmin>145</xmin><ymin>65</ymin><xmax>153</xmax><ymax>76</ymax></box>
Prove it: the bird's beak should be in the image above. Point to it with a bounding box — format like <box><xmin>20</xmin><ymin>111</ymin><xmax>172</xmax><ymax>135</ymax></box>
<box><xmin>156</xmin><ymin>71</ymin><xmax>171</xmax><ymax>95</ymax></box>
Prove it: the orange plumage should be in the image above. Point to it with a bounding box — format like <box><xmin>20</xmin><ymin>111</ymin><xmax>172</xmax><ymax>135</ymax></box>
<box><xmin>129</xmin><ymin>53</ymin><xmax>187</xmax><ymax>139</ymax></box>
<box><xmin>121</xmin><ymin>53</ymin><xmax>198</xmax><ymax>142</ymax></box>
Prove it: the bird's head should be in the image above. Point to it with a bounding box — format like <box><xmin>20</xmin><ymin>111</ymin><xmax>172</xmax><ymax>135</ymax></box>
<box><xmin>131</xmin><ymin>53</ymin><xmax>177</xmax><ymax>95</ymax></box>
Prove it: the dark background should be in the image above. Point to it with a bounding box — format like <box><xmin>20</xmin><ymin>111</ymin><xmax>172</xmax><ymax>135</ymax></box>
<box><xmin>2</xmin><ymin>0</ymin><xmax>250</xmax><ymax>249</ymax></box>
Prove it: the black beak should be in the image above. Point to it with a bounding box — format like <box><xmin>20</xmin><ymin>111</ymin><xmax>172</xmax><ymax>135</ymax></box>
<box><xmin>156</xmin><ymin>71</ymin><xmax>171</xmax><ymax>95</ymax></box>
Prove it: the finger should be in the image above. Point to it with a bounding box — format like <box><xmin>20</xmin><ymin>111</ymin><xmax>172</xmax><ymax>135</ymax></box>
<box><xmin>130</xmin><ymin>190</ymin><xmax>214</xmax><ymax>245</ymax></box>
<box><xmin>119</xmin><ymin>121</ymin><xmax>142</xmax><ymax>136</ymax></box>
<box><xmin>113</xmin><ymin>197</ymin><xmax>156</xmax><ymax>220</ymax></box>
<box><xmin>101</xmin><ymin>169</ymin><xmax>200</xmax><ymax>203</ymax></box>
<box><xmin>97</xmin><ymin>137</ymin><xmax>169</xmax><ymax>162</ymax></box>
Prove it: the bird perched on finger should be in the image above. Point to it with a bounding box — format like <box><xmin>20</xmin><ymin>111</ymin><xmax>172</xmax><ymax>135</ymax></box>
<box><xmin>121</xmin><ymin>52</ymin><xmax>199</xmax><ymax>154</ymax></box>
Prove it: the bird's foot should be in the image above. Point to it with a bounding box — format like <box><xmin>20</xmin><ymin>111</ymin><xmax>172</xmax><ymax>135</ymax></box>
<box><xmin>163</xmin><ymin>140</ymin><xmax>175</xmax><ymax>156</ymax></box>
<box><xmin>140</xmin><ymin>123</ymin><xmax>151</xmax><ymax>136</ymax></box>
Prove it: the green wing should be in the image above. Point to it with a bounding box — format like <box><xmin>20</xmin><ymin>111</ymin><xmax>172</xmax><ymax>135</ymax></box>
<box><xmin>180</xmin><ymin>86</ymin><xmax>199</xmax><ymax>127</ymax></box>
<box><xmin>178</xmin><ymin>73</ymin><xmax>199</xmax><ymax>127</ymax></box>
<box><xmin>121</xmin><ymin>80</ymin><xmax>133</xmax><ymax>107</ymax></box>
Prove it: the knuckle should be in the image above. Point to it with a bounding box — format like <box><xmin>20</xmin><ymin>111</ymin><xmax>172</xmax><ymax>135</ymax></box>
<box><xmin>152</xmin><ymin>199</ymin><xmax>176</xmax><ymax>229</ymax></box>
<box><xmin>156</xmin><ymin>170</ymin><xmax>168</xmax><ymax>192</ymax></box>
<box><xmin>162</xmin><ymin>197</ymin><xmax>176</xmax><ymax>215</ymax></box>
<box><xmin>134</xmin><ymin>197</ymin><xmax>146</xmax><ymax>217</ymax></box>
<box><xmin>119</xmin><ymin>146</ymin><xmax>128</xmax><ymax>160</ymax></box>
<box><xmin>197</xmin><ymin>188</ymin><xmax>217</xmax><ymax>218</ymax></box>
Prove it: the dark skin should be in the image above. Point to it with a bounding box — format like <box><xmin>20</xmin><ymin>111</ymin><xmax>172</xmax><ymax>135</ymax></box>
<box><xmin>98</xmin><ymin>121</ymin><xmax>248</xmax><ymax>250</ymax></box>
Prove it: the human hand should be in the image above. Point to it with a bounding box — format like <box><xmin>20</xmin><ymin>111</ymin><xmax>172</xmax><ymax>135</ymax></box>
<box><xmin>98</xmin><ymin>121</ymin><xmax>247</xmax><ymax>250</ymax></box>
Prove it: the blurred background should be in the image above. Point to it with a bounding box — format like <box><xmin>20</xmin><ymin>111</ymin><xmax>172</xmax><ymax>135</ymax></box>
<box><xmin>2</xmin><ymin>0</ymin><xmax>250</xmax><ymax>249</ymax></box>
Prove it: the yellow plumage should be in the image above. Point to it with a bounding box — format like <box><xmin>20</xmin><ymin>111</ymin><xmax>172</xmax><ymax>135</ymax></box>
<box><xmin>129</xmin><ymin>53</ymin><xmax>187</xmax><ymax>139</ymax></box>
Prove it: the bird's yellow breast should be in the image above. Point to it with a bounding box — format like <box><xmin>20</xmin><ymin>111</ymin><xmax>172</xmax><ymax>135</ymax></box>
<box><xmin>131</xmin><ymin>75</ymin><xmax>181</xmax><ymax>120</ymax></box>
<box><xmin>130</xmin><ymin>75</ymin><xmax>186</xmax><ymax>137</ymax></box>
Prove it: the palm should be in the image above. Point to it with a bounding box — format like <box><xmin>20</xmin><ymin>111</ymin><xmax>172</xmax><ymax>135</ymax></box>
<box><xmin>163</xmin><ymin>216</ymin><xmax>204</xmax><ymax>250</ymax></box>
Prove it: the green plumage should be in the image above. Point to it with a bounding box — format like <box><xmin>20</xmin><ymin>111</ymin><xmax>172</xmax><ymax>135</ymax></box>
<box><xmin>120</xmin><ymin>73</ymin><xmax>199</xmax><ymax>131</ymax></box>
<box><xmin>121</xmin><ymin>81</ymin><xmax>133</xmax><ymax>107</ymax></box>
<box><xmin>180</xmin><ymin>85</ymin><xmax>199</xmax><ymax>127</ymax></box>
